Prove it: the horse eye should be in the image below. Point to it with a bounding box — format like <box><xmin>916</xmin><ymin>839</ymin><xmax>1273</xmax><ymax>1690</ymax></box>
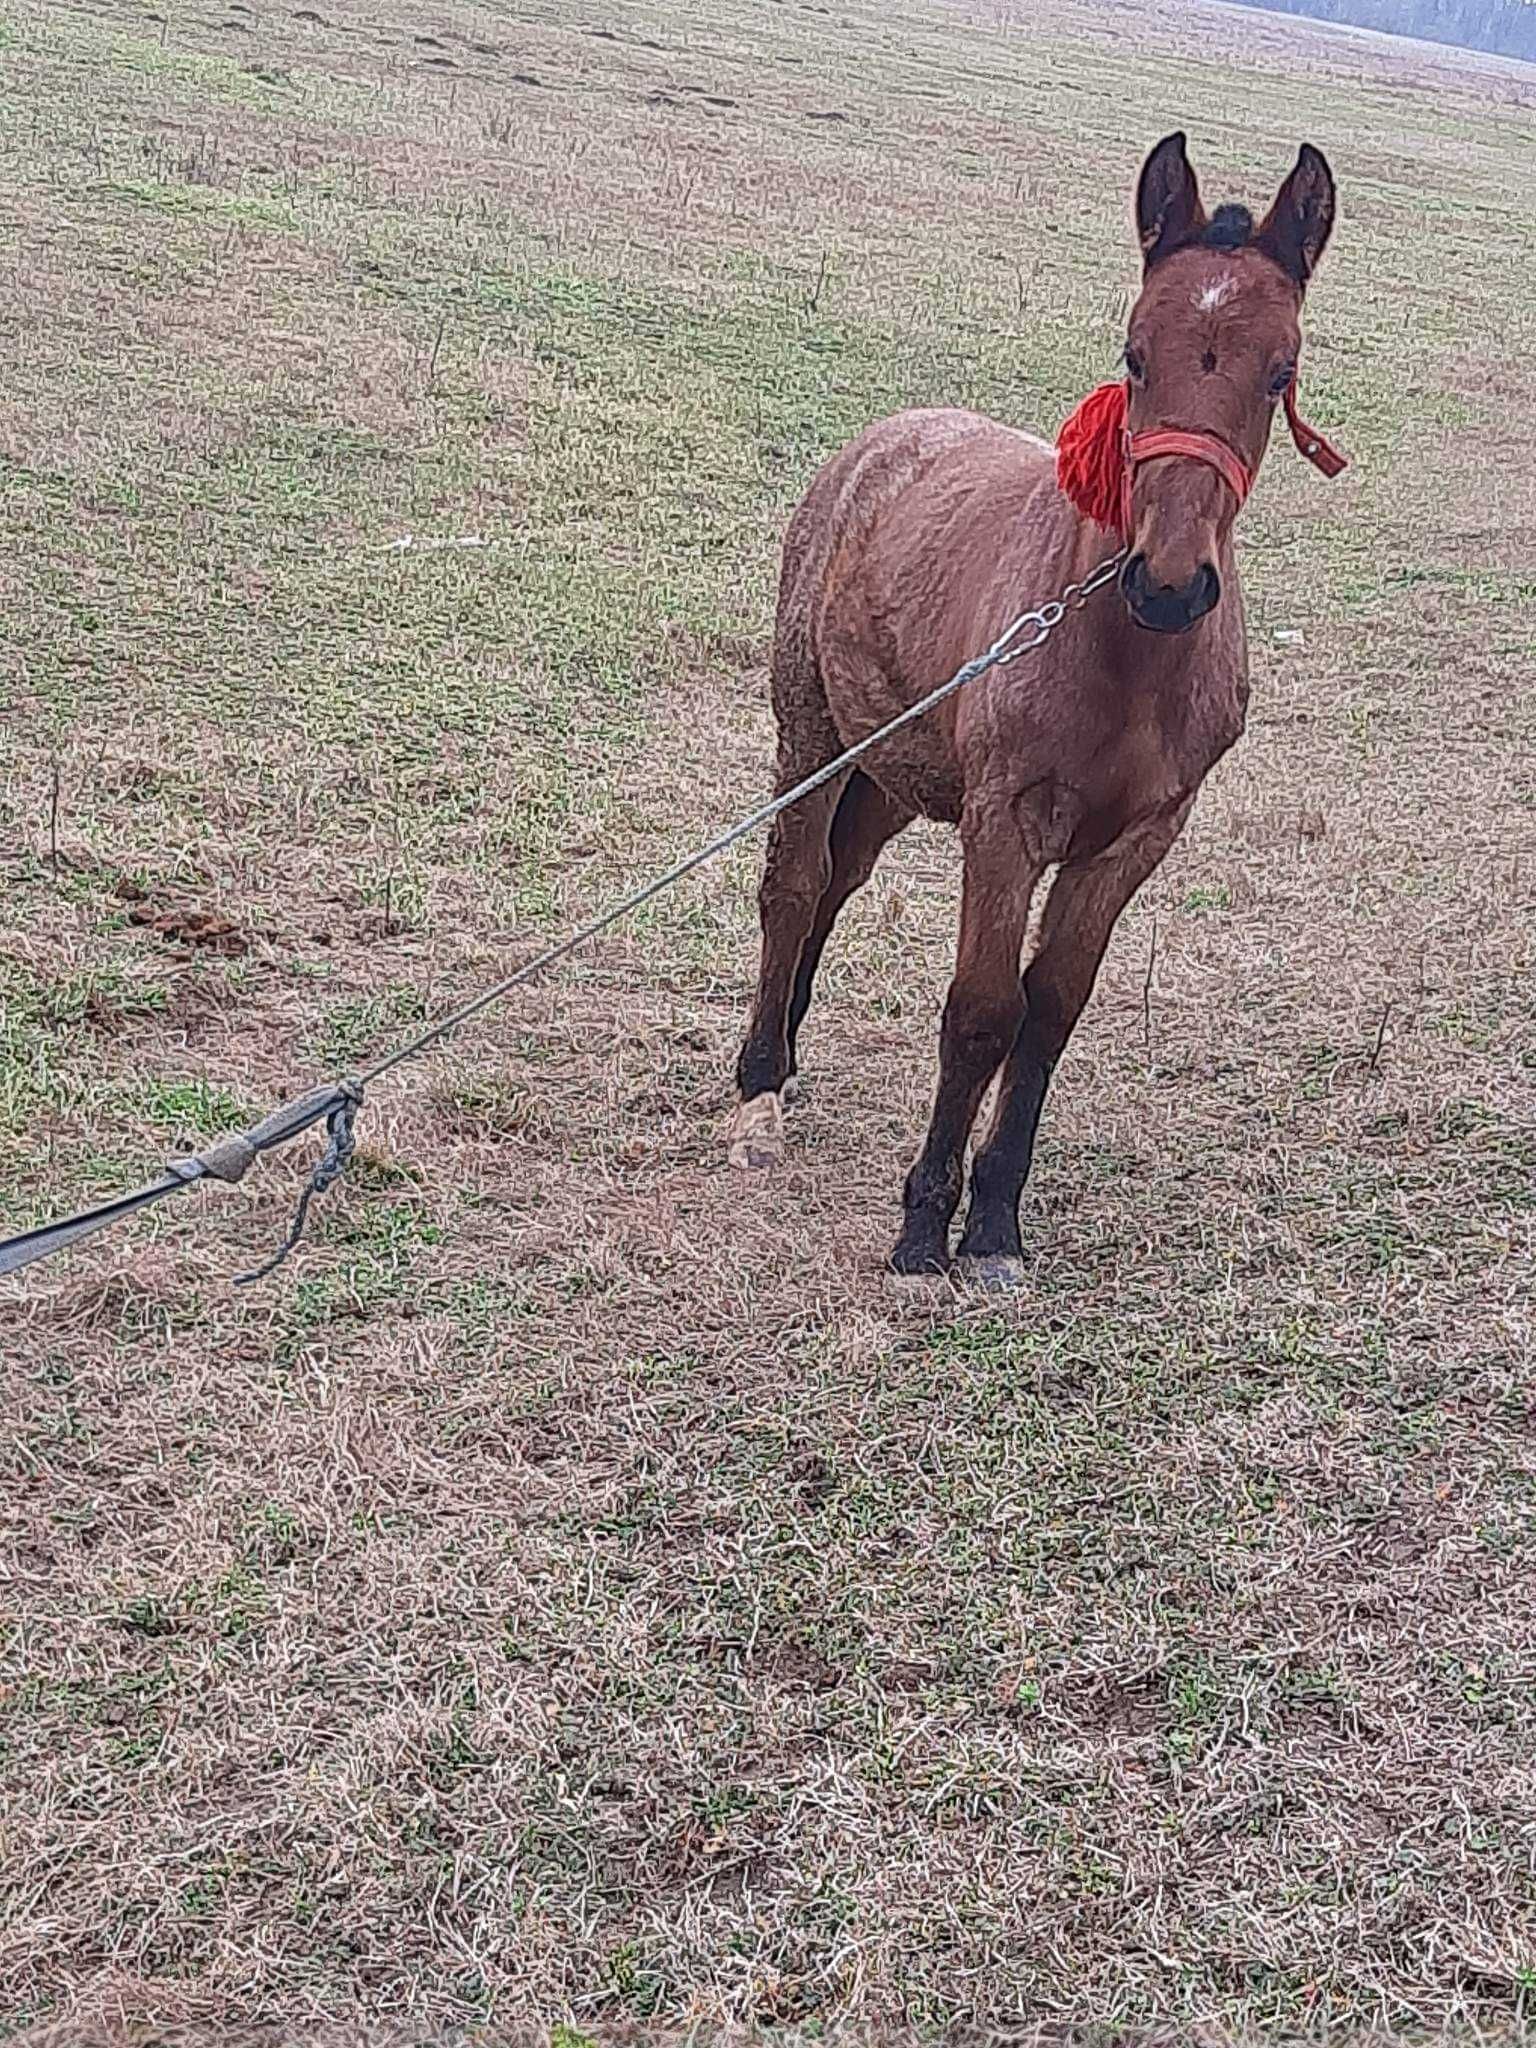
<box><xmin>1124</xmin><ymin>346</ymin><xmax>1147</xmax><ymax>385</ymax></box>
<box><xmin>1269</xmin><ymin>365</ymin><xmax>1296</xmax><ymax>399</ymax></box>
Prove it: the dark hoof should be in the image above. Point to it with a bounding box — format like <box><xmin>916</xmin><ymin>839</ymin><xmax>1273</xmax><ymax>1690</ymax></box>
<box><xmin>888</xmin><ymin>1240</ymin><xmax>950</xmax><ymax>1279</ymax></box>
<box><xmin>885</xmin><ymin>1269</ymin><xmax>950</xmax><ymax>1298</ymax></box>
<box><xmin>954</xmin><ymin>1253</ymin><xmax>1027</xmax><ymax>1293</ymax></box>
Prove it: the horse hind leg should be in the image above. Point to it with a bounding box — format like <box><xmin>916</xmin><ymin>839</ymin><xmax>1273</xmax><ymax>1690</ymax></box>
<box><xmin>786</xmin><ymin>769</ymin><xmax>912</xmax><ymax>1078</ymax></box>
<box><xmin>729</xmin><ymin>656</ymin><xmax>848</xmax><ymax>1168</ymax></box>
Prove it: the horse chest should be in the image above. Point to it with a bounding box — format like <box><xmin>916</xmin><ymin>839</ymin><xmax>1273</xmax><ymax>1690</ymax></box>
<box><xmin>998</xmin><ymin>673</ymin><xmax>1245</xmax><ymax>862</ymax></box>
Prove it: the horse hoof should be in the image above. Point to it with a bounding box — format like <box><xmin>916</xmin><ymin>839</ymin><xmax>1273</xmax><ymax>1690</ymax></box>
<box><xmin>956</xmin><ymin>1253</ymin><xmax>1027</xmax><ymax>1293</ymax></box>
<box><xmin>885</xmin><ymin>1268</ymin><xmax>949</xmax><ymax>1298</ymax></box>
<box><xmin>887</xmin><ymin>1242</ymin><xmax>950</xmax><ymax>1280</ymax></box>
<box><xmin>727</xmin><ymin>1091</ymin><xmax>785</xmax><ymax>1170</ymax></box>
<box><xmin>781</xmin><ymin>1073</ymin><xmax>802</xmax><ymax>1106</ymax></box>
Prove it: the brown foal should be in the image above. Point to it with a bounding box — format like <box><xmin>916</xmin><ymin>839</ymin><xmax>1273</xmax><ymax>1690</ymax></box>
<box><xmin>730</xmin><ymin>134</ymin><xmax>1340</xmax><ymax>1286</ymax></box>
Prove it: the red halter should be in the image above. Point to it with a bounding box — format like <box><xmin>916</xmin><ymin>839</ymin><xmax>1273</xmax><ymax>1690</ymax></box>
<box><xmin>1124</xmin><ymin>424</ymin><xmax>1252</xmax><ymax>537</ymax></box>
<box><xmin>1056</xmin><ymin>376</ymin><xmax>1347</xmax><ymax>541</ymax></box>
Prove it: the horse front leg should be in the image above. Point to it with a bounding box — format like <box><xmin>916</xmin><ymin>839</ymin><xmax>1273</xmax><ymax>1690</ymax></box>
<box><xmin>957</xmin><ymin>800</ymin><xmax>1192</xmax><ymax>1288</ymax></box>
<box><xmin>889</xmin><ymin>818</ymin><xmax>1044</xmax><ymax>1276</ymax></box>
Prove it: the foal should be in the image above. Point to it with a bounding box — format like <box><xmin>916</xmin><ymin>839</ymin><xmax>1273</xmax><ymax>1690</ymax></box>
<box><xmin>730</xmin><ymin>134</ymin><xmax>1343</xmax><ymax>1285</ymax></box>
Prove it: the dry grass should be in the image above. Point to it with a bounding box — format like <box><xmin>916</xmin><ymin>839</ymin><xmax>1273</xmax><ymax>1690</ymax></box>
<box><xmin>2</xmin><ymin>0</ymin><xmax>1534</xmax><ymax>2034</ymax></box>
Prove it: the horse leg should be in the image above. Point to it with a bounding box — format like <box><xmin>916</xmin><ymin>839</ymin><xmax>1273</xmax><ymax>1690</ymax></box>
<box><xmin>729</xmin><ymin>765</ymin><xmax>848</xmax><ymax>1168</ymax></box>
<box><xmin>889</xmin><ymin>818</ymin><xmax>1043</xmax><ymax>1275</ymax></box>
<box><xmin>785</xmin><ymin>770</ymin><xmax>913</xmax><ymax>1079</ymax></box>
<box><xmin>956</xmin><ymin>801</ymin><xmax>1192</xmax><ymax>1288</ymax></box>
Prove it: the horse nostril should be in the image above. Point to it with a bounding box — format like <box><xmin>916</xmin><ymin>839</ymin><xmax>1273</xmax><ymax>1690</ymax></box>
<box><xmin>1188</xmin><ymin>562</ymin><xmax>1221</xmax><ymax>621</ymax></box>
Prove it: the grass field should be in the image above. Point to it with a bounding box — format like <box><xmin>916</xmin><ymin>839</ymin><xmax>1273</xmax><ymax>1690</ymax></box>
<box><xmin>2</xmin><ymin>0</ymin><xmax>1535</xmax><ymax>2032</ymax></box>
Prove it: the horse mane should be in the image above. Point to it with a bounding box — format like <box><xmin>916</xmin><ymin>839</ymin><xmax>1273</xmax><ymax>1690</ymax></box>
<box><xmin>1202</xmin><ymin>204</ymin><xmax>1254</xmax><ymax>251</ymax></box>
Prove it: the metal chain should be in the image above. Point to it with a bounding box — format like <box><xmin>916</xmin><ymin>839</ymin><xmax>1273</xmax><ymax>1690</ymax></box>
<box><xmin>997</xmin><ymin>552</ymin><xmax>1125</xmax><ymax>656</ymax></box>
<box><xmin>0</xmin><ymin>551</ymin><xmax>1124</xmax><ymax>1286</ymax></box>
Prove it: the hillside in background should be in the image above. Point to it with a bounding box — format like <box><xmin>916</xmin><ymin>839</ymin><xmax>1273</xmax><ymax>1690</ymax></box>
<box><xmin>1231</xmin><ymin>0</ymin><xmax>1536</xmax><ymax>61</ymax></box>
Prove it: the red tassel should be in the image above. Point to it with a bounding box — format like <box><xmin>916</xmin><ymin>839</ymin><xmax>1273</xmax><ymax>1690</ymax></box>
<box><xmin>1057</xmin><ymin>380</ymin><xmax>1130</xmax><ymax>536</ymax></box>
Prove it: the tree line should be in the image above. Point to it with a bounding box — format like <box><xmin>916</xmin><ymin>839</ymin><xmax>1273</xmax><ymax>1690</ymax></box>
<box><xmin>1228</xmin><ymin>0</ymin><xmax>1536</xmax><ymax>62</ymax></box>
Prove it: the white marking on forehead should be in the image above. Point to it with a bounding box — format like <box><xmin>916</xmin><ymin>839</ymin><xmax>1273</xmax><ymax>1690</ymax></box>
<box><xmin>1195</xmin><ymin>277</ymin><xmax>1239</xmax><ymax>312</ymax></box>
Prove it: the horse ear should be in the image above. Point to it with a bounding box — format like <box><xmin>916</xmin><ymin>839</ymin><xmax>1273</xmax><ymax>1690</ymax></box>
<box><xmin>1256</xmin><ymin>144</ymin><xmax>1336</xmax><ymax>287</ymax></box>
<box><xmin>1136</xmin><ymin>132</ymin><xmax>1207</xmax><ymax>271</ymax></box>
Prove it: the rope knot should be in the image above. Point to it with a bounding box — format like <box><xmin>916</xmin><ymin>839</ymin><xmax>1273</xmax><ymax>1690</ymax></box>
<box><xmin>234</xmin><ymin>1078</ymin><xmax>366</xmax><ymax>1287</ymax></box>
<box><xmin>311</xmin><ymin>1080</ymin><xmax>362</xmax><ymax>1196</ymax></box>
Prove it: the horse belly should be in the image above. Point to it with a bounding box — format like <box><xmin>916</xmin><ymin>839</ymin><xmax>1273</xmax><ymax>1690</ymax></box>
<box><xmin>847</xmin><ymin>729</ymin><xmax>965</xmax><ymax>823</ymax></box>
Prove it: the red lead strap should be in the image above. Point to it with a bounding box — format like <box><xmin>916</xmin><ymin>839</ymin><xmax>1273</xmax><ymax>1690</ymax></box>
<box><xmin>1283</xmin><ymin>379</ymin><xmax>1349</xmax><ymax>479</ymax></box>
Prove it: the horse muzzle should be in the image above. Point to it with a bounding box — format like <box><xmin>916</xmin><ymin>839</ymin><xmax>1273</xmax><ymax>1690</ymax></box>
<box><xmin>1120</xmin><ymin>554</ymin><xmax>1222</xmax><ymax>635</ymax></box>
